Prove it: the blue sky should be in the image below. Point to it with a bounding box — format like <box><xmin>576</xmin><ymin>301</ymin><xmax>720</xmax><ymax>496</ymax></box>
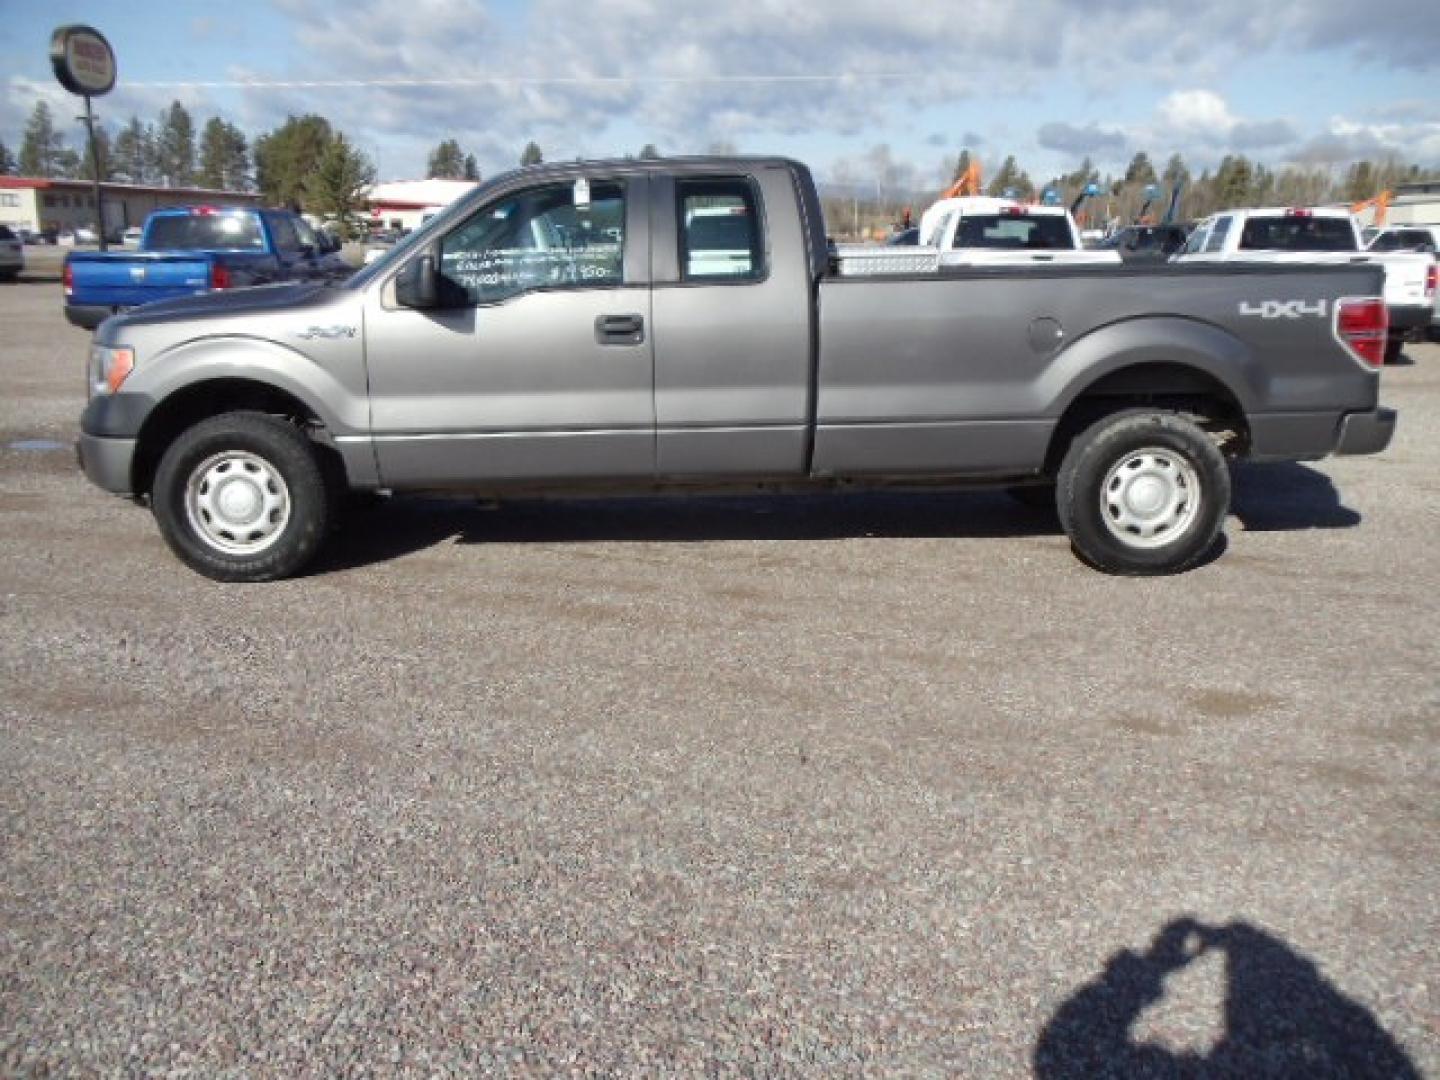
<box><xmin>3</xmin><ymin>0</ymin><xmax>1438</xmax><ymax>191</ymax></box>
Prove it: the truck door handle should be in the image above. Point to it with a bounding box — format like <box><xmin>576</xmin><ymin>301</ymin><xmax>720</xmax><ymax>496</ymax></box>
<box><xmin>595</xmin><ymin>313</ymin><xmax>644</xmax><ymax>345</ymax></box>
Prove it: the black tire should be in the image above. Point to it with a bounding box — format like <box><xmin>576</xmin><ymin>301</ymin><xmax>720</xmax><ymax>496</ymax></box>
<box><xmin>151</xmin><ymin>411</ymin><xmax>333</xmax><ymax>582</ymax></box>
<box><xmin>1056</xmin><ymin>409</ymin><xmax>1229</xmax><ymax>576</ymax></box>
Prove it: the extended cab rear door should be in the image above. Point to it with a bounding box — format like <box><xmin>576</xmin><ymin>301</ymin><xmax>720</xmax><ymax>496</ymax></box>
<box><xmin>648</xmin><ymin>166</ymin><xmax>814</xmax><ymax>477</ymax></box>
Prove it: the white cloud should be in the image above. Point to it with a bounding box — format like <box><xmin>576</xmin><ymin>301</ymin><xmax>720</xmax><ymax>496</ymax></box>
<box><xmin>1151</xmin><ymin>90</ymin><xmax>1298</xmax><ymax>155</ymax></box>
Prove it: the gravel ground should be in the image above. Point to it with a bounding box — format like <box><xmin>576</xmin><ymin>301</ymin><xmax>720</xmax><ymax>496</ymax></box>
<box><xmin>1</xmin><ymin>278</ymin><xmax>1436</xmax><ymax>1076</ymax></box>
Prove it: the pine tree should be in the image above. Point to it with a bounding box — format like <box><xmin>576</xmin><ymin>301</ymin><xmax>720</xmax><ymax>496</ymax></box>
<box><xmin>112</xmin><ymin>117</ymin><xmax>148</xmax><ymax>183</ymax></box>
<box><xmin>639</xmin><ymin>143</ymin><xmax>660</xmax><ymax>160</ymax></box>
<box><xmin>520</xmin><ymin>141</ymin><xmax>543</xmax><ymax>166</ymax></box>
<box><xmin>255</xmin><ymin>115</ymin><xmax>334</xmax><ymax>208</ymax></box>
<box><xmin>986</xmin><ymin>155</ymin><xmax>1027</xmax><ymax>198</ymax></box>
<box><xmin>951</xmin><ymin>149</ymin><xmax>972</xmax><ymax>182</ymax></box>
<box><xmin>1123</xmin><ymin>152</ymin><xmax>1157</xmax><ymax>185</ymax></box>
<box><xmin>1344</xmin><ymin>161</ymin><xmax>1376</xmax><ymax>202</ymax></box>
<box><xmin>0</xmin><ymin>139</ymin><xmax>15</xmax><ymax>175</ymax></box>
<box><xmin>303</xmin><ymin>133</ymin><xmax>375</xmax><ymax>235</ymax></box>
<box><xmin>155</xmin><ymin>101</ymin><xmax>196</xmax><ymax>186</ymax></box>
<box><xmin>427</xmin><ymin>139</ymin><xmax>466</xmax><ymax>179</ymax></box>
<box><xmin>1161</xmin><ymin>153</ymin><xmax>1190</xmax><ymax>189</ymax></box>
<box><xmin>19</xmin><ymin>102</ymin><xmax>69</xmax><ymax>177</ymax></box>
<box><xmin>76</xmin><ymin>125</ymin><xmax>114</xmax><ymax>182</ymax></box>
<box><xmin>463</xmin><ymin>154</ymin><xmax>479</xmax><ymax>181</ymax></box>
<box><xmin>198</xmin><ymin>118</ymin><xmax>249</xmax><ymax>190</ymax></box>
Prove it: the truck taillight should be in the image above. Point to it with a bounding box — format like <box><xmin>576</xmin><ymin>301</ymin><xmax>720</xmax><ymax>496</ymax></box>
<box><xmin>1285</xmin><ymin>208</ymin><xmax>1313</xmax><ymax>218</ymax></box>
<box><xmin>1335</xmin><ymin>297</ymin><xmax>1388</xmax><ymax>369</ymax></box>
<box><xmin>1426</xmin><ymin>263</ymin><xmax>1437</xmax><ymax>298</ymax></box>
<box><xmin>211</xmin><ymin>263</ymin><xmax>231</xmax><ymax>290</ymax></box>
<box><xmin>63</xmin><ymin>262</ymin><xmax>73</xmax><ymax>298</ymax></box>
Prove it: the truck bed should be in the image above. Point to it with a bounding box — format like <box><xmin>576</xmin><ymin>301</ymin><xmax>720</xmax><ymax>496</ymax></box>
<box><xmin>812</xmin><ymin>261</ymin><xmax>1385</xmax><ymax>474</ymax></box>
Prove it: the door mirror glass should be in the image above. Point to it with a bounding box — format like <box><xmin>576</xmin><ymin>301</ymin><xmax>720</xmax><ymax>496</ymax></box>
<box><xmin>395</xmin><ymin>253</ymin><xmax>439</xmax><ymax>309</ymax></box>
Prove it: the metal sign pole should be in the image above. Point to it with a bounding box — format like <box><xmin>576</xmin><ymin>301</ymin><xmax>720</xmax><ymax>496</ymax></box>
<box><xmin>82</xmin><ymin>94</ymin><xmax>106</xmax><ymax>252</ymax></box>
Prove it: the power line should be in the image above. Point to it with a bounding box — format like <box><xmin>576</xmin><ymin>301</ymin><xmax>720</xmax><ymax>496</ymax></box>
<box><xmin>126</xmin><ymin>73</ymin><xmax>920</xmax><ymax>90</ymax></box>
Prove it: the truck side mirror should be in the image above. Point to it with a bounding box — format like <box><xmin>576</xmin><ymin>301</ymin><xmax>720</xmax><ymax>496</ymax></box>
<box><xmin>395</xmin><ymin>252</ymin><xmax>439</xmax><ymax>309</ymax></box>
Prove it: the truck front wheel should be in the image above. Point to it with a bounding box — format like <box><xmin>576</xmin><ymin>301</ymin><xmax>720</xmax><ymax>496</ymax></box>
<box><xmin>1057</xmin><ymin>409</ymin><xmax>1229</xmax><ymax>575</ymax></box>
<box><xmin>152</xmin><ymin>411</ymin><xmax>333</xmax><ymax>582</ymax></box>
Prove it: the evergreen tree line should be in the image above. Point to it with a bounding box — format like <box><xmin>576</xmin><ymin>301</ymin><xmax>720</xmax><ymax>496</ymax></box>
<box><xmin>947</xmin><ymin>147</ymin><xmax>1440</xmax><ymax>225</ymax></box>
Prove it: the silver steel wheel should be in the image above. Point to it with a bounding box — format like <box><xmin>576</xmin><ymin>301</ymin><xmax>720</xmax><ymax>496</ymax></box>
<box><xmin>184</xmin><ymin>450</ymin><xmax>291</xmax><ymax>556</ymax></box>
<box><xmin>1099</xmin><ymin>447</ymin><xmax>1201</xmax><ymax>549</ymax></box>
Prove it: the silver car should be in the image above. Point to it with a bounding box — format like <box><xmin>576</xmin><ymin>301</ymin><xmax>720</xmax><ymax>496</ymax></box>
<box><xmin>0</xmin><ymin>226</ymin><xmax>24</xmax><ymax>280</ymax></box>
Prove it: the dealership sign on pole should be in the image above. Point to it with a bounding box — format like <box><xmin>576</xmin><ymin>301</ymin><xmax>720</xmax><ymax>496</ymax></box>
<box><xmin>49</xmin><ymin>25</ymin><xmax>116</xmax><ymax>250</ymax></box>
<box><xmin>50</xmin><ymin>25</ymin><xmax>117</xmax><ymax>96</ymax></box>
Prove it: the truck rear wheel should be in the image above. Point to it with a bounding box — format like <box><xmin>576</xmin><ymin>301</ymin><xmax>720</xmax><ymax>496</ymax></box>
<box><xmin>1057</xmin><ymin>409</ymin><xmax>1229</xmax><ymax>575</ymax></box>
<box><xmin>152</xmin><ymin>411</ymin><xmax>332</xmax><ymax>582</ymax></box>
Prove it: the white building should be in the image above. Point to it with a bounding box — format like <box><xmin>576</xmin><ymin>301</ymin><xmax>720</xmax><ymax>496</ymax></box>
<box><xmin>363</xmin><ymin>178</ymin><xmax>480</xmax><ymax>233</ymax></box>
<box><xmin>0</xmin><ymin>176</ymin><xmax>261</xmax><ymax>237</ymax></box>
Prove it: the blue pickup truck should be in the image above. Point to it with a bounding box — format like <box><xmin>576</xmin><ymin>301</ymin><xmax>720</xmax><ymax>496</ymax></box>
<box><xmin>64</xmin><ymin>206</ymin><xmax>351</xmax><ymax>329</ymax></box>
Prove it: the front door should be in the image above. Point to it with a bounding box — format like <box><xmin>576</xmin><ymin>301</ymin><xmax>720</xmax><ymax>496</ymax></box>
<box><xmin>363</xmin><ymin>176</ymin><xmax>654</xmax><ymax>487</ymax></box>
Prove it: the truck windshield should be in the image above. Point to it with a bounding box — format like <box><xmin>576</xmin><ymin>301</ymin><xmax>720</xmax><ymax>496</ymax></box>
<box><xmin>1238</xmin><ymin>217</ymin><xmax>1356</xmax><ymax>252</ymax></box>
<box><xmin>951</xmin><ymin>215</ymin><xmax>1074</xmax><ymax>250</ymax></box>
<box><xmin>146</xmin><ymin>214</ymin><xmax>266</xmax><ymax>251</ymax></box>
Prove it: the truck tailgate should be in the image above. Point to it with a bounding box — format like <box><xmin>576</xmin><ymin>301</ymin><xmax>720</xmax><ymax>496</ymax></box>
<box><xmin>69</xmin><ymin>253</ymin><xmax>212</xmax><ymax>307</ymax></box>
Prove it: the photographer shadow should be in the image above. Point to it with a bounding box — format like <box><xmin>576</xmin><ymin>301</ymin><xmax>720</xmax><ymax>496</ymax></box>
<box><xmin>1034</xmin><ymin>917</ymin><xmax>1420</xmax><ymax>1079</ymax></box>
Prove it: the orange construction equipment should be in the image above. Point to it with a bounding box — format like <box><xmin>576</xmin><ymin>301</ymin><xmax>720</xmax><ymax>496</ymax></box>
<box><xmin>939</xmin><ymin>158</ymin><xmax>982</xmax><ymax>200</ymax></box>
<box><xmin>1351</xmin><ymin>190</ymin><xmax>1392</xmax><ymax>226</ymax></box>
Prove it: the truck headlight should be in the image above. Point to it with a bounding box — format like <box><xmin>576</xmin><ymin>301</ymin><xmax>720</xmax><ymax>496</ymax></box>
<box><xmin>89</xmin><ymin>345</ymin><xmax>135</xmax><ymax>396</ymax></box>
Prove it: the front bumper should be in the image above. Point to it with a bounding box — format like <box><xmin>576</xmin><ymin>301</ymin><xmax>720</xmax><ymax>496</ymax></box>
<box><xmin>76</xmin><ymin>432</ymin><xmax>137</xmax><ymax>493</ymax></box>
<box><xmin>1334</xmin><ymin>407</ymin><xmax>1397</xmax><ymax>456</ymax></box>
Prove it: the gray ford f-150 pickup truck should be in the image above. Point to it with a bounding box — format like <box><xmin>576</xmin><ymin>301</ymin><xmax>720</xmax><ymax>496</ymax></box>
<box><xmin>77</xmin><ymin>156</ymin><xmax>1396</xmax><ymax>581</ymax></box>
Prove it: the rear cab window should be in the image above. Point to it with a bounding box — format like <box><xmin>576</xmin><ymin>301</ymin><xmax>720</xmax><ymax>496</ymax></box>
<box><xmin>678</xmin><ymin>177</ymin><xmax>765</xmax><ymax>281</ymax></box>
<box><xmin>1238</xmin><ymin>214</ymin><xmax>1357</xmax><ymax>252</ymax></box>
<box><xmin>950</xmin><ymin>213</ymin><xmax>1075</xmax><ymax>250</ymax></box>
<box><xmin>145</xmin><ymin>212</ymin><xmax>266</xmax><ymax>251</ymax></box>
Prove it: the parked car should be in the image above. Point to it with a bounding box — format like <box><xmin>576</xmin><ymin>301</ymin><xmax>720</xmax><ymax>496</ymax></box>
<box><xmin>1175</xmin><ymin>206</ymin><xmax>1436</xmax><ymax>362</ymax></box>
<box><xmin>76</xmin><ymin>155</ymin><xmax>1395</xmax><ymax>582</ymax></box>
<box><xmin>1096</xmin><ymin>224</ymin><xmax>1190</xmax><ymax>262</ymax></box>
<box><xmin>0</xmin><ymin>225</ymin><xmax>24</xmax><ymax>280</ymax></box>
<box><xmin>121</xmin><ymin>226</ymin><xmax>144</xmax><ymax>246</ymax></box>
<box><xmin>64</xmin><ymin>206</ymin><xmax>351</xmax><ymax>329</ymax></box>
<box><xmin>1367</xmin><ymin>225</ymin><xmax>1440</xmax><ymax>338</ymax></box>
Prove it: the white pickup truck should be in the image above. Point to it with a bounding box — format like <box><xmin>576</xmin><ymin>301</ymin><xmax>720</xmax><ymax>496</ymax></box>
<box><xmin>841</xmin><ymin>197</ymin><xmax>1119</xmax><ymax>274</ymax></box>
<box><xmin>926</xmin><ymin>197</ymin><xmax>1121</xmax><ymax>267</ymax></box>
<box><xmin>1175</xmin><ymin>206</ymin><xmax>1436</xmax><ymax>361</ymax></box>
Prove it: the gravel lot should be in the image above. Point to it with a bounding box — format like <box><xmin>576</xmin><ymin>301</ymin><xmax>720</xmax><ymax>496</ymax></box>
<box><xmin>1</xmin><ymin>275</ymin><xmax>1436</xmax><ymax>1076</ymax></box>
